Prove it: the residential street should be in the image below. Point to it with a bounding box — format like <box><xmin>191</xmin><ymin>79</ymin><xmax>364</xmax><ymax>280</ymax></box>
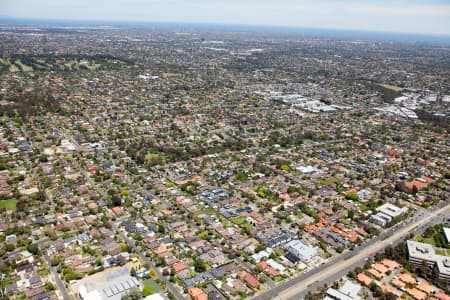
<box><xmin>110</xmin><ymin>222</ymin><xmax>185</xmax><ymax>300</ymax></box>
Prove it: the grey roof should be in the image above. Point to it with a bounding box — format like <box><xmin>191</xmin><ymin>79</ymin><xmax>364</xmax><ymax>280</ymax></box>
<box><xmin>407</xmin><ymin>240</ymin><xmax>450</xmax><ymax>277</ymax></box>
<box><xmin>407</xmin><ymin>240</ymin><xmax>435</xmax><ymax>260</ymax></box>
<box><xmin>29</xmin><ymin>275</ymin><xmax>42</xmax><ymax>285</ymax></box>
<box><xmin>204</xmin><ymin>284</ymin><xmax>227</xmax><ymax>300</ymax></box>
<box><xmin>93</xmin><ymin>275</ymin><xmax>139</xmax><ymax>300</ymax></box>
<box><xmin>5</xmin><ymin>283</ymin><xmax>18</xmax><ymax>293</ymax></box>
<box><xmin>436</xmin><ymin>257</ymin><xmax>450</xmax><ymax>276</ymax></box>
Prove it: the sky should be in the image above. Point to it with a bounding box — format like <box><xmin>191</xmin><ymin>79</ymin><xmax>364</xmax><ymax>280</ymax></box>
<box><xmin>1</xmin><ymin>0</ymin><xmax>450</xmax><ymax>36</ymax></box>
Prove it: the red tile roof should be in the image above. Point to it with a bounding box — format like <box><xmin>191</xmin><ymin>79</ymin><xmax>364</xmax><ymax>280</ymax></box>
<box><xmin>435</xmin><ymin>292</ymin><xmax>450</xmax><ymax>300</ymax></box>
<box><xmin>367</xmin><ymin>268</ymin><xmax>383</xmax><ymax>279</ymax></box>
<box><xmin>381</xmin><ymin>259</ymin><xmax>401</xmax><ymax>270</ymax></box>
<box><xmin>357</xmin><ymin>273</ymin><xmax>373</xmax><ymax>286</ymax></box>
<box><xmin>244</xmin><ymin>273</ymin><xmax>259</xmax><ymax>288</ymax></box>
<box><xmin>416</xmin><ymin>281</ymin><xmax>434</xmax><ymax>294</ymax></box>
<box><xmin>407</xmin><ymin>288</ymin><xmax>427</xmax><ymax>300</ymax></box>
<box><xmin>188</xmin><ymin>288</ymin><xmax>208</xmax><ymax>300</ymax></box>
<box><xmin>172</xmin><ymin>262</ymin><xmax>188</xmax><ymax>273</ymax></box>
<box><xmin>399</xmin><ymin>273</ymin><xmax>416</xmax><ymax>285</ymax></box>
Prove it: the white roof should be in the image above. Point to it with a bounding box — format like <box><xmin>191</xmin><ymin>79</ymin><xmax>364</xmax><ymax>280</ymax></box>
<box><xmin>436</xmin><ymin>258</ymin><xmax>450</xmax><ymax>276</ymax></box>
<box><xmin>144</xmin><ymin>294</ymin><xmax>166</xmax><ymax>300</ymax></box>
<box><xmin>340</xmin><ymin>280</ymin><xmax>362</xmax><ymax>298</ymax></box>
<box><xmin>267</xmin><ymin>259</ymin><xmax>286</xmax><ymax>272</ymax></box>
<box><xmin>284</xmin><ymin>239</ymin><xmax>317</xmax><ymax>261</ymax></box>
<box><xmin>251</xmin><ymin>248</ymin><xmax>273</xmax><ymax>262</ymax></box>
<box><xmin>443</xmin><ymin>228</ymin><xmax>450</xmax><ymax>243</ymax></box>
<box><xmin>325</xmin><ymin>288</ymin><xmax>358</xmax><ymax>300</ymax></box>
<box><xmin>295</xmin><ymin>165</ymin><xmax>319</xmax><ymax>174</ymax></box>
<box><xmin>407</xmin><ymin>240</ymin><xmax>435</xmax><ymax>260</ymax></box>
<box><xmin>79</xmin><ymin>285</ymin><xmax>103</xmax><ymax>300</ymax></box>
<box><xmin>325</xmin><ymin>280</ymin><xmax>361</xmax><ymax>300</ymax></box>
<box><xmin>79</xmin><ymin>274</ymin><xmax>139</xmax><ymax>300</ymax></box>
<box><xmin>376</xmin><ymin>203</ymin><xmax>407</xmax><ymax>218</ymax></box>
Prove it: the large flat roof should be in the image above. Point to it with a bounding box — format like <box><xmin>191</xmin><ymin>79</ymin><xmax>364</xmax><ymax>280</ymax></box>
<box><xmin>80</xmin><ymin>273</ymin><xmax>139</xmax><ymax>300</ymax></box>
<box><xmin>407</xmin><ymin>240</ymin><xmax>450</xmax><ymax>276</ymax></box>
<box><xmin>284</xmin><ymin>239</ymin><xmax>317</xmax><ymax>261</ymax></box>
<box><xmin>436</xmin><ymin>257</ymin><xmax>450</xmax><ymax>276</ymax></box>
<box><xmin>407</xmin><ymin>240</ymin><xmax>435</xmax><ymax>260</ymax></box>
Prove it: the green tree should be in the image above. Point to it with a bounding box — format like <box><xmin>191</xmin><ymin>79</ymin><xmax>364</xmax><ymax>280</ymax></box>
<box><xmin>44</xmin><ymin>282</ymin><xmax>56</xmax><ymax>292</ymax></box>
<box><xmin>280</xmin><ymin>164</ymin><xmax>290</xmax><ymax>171</ymax></box>
<box><xmin>142</xmin><ymin>286</ymin><xmax>153</xmax><ymax>297</ymax></box>
<box><xmin>5</xmin><ymin>244</ymin><xmax>15</xmax><ymax>252</ymax></box>
<box><xmin>235</xmin><ymin>172</ymin><xmax>248</xmax><ymax>182</ymax></box>
<box><xmin>27</xmin><ymin>243</ymin><xmax>39</xmax><ymax>255</ymax></box>
<box><xmin>144</xmin><ymin>153</ymin><xmax>164</xmax><ymax>167</ymax></box>
<box><xmin>193</xmin><ymin>258</ymin><xmax>207</xmax><ymax>272</ymax></box>
<box><xmin>50</xmin><ymin>256</ymin><xmax>62</xmax><ymax>266</ymax></box>
<box><xmin>347</xmin><ymin>210</ymin><xmax>355</xmax><ymax>219</ymax></box>
<box><xmin>121</xmin><ymin>287</ymin><xmax>142</xmax><ymax>300</ymax></box>
<box><xmin>345</xmin><ymin>192</ymin><xmax>359</xmax><ymax>201</ymax></box>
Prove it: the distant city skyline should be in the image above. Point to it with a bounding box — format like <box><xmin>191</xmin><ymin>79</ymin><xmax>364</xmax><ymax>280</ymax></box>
<box><xmin>1</xmin><ymin>0</ymin><xmax>450</xmax><ymax>36</ymax></box>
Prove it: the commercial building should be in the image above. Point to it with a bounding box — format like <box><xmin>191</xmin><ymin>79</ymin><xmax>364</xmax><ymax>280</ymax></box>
<box><xmin>370</xmin><ymin>203</ymin><xmax>408</xmax><ymax>227</ymax></box>
<box><xmin>407</xmin><ymin>240</ymin><xmax>450</xmax><ymax>284</ymax></box>
<box><xmin>324</xmin><ymin>280</ymin><xmax>362</xmax><ymax>300</ymax></box>
<box><xmin>79</xmin><ymin>274</ymin><xmax>140</xmax><ymax>300</ymax></box>
<box><xmin>284</xmin><ymin>240</ymin><xmax>318</xmax><ymax>264</ymax></box>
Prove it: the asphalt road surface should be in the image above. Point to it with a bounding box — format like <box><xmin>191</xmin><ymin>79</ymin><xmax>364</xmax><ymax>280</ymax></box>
<box><xmin>40</xmin><ymin>247</ymin><xmax>72</xmax><ymax>300</ymax></box>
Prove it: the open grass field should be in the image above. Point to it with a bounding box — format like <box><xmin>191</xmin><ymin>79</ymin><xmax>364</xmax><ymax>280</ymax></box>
<box><xmin>15</xmin><ymin>60</ymin><xmax>33</xmax><ymax>72</ymax></box>
<box><xmin>413</xmin><ymin>232</ymin><xmax>436</xmax><ymax>246</ymax></box>
<box><xmin>378</xmin><ymin>84</ymin><xmax>404</xmax><ymax>92</ymax></box>
<box><xmin>435</xmin><ymin>248</ymin><xmax>450</xmax><ymax>255</ymax></box>
<box><xmin>0</xmin><ymin>199</ymin><xmax>17</xmax><ymax>212</ymax></box>
<box><xmin>143</xmin><ymin>279</ymin><xmax>162</xmax><ymax>293</ymax></box>
<box><xmin>231</xmin><ymin>216</ymin><xmax>247</xmax><ymax>225</ymax></box>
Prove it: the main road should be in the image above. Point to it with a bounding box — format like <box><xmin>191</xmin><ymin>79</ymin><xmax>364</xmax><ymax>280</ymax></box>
<box><xmin>253</xmin><ymin>203</ymin><xmax>450</xmax><ymax>300</ymax></box>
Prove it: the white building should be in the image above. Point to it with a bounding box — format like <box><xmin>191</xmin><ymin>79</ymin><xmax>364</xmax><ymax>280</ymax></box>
<box><xmin>407</xmin><ymin>240</ymin><xmax>450</xmax><ymax>283</ymax></box>
<box><xmin>325</xmin><ymin>280</ymin><xmax>362</xmax><ymax>300</ymax></box>
<box><xmin>61</xmin><ymin>139</ymin><xmax>77</xmax><ymax>151</ymax></box>
<box><xmin>79</xmin><ymin>274</ymin><xmax>140</xmax><ymax>300</ymax></box>
<box><xmin>267</xmin><ymin>259</ymin><xmax>286</xmax><ymax>272</ymax></box>
<box><xmin>295</xmin><ymin>165</ymin><xmax>319</xmax><ymax>174</ymax></box>
<box><xmin>370</xmin><ymin>203</ymin><xmax>408</xmax><ymax>227</ymax></box>
<box><xmin>284</xmin><ymin>240</ymin><xmax>318</xmax><ymax>263</ymax></box>
<box><xmin>251</xmin><ymin>248</ymin><xmax>273</xmax><ymax>263</ymax></box>
<box><xmin>144</xmin><ymin>294</ymin><xmax>167</xmax><ymax>300</ymax></box>
<box><xmin>377</xmin><ymin>203</ymin><xmax>408</xmax><ymax>218</ymax></box>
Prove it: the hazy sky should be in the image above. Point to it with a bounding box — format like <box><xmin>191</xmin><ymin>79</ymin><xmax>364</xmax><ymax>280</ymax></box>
<box><xmin>2</xmin><ymin>0</ymin><xmax>450</xmax><ymax>35</ymax></box>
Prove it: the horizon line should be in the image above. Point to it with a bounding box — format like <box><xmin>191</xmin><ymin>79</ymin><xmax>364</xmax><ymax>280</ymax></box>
<box><xmin>1</xmin><ymin>17</ymin><xmax>450</xmax><ymax>42</ymax></box>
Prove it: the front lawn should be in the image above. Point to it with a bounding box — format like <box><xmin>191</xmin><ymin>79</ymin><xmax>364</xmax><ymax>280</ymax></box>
<box><xmin>143</xmin><ymin>279</ymin><xmax>162</xmax><ymax>293</ymax></box>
